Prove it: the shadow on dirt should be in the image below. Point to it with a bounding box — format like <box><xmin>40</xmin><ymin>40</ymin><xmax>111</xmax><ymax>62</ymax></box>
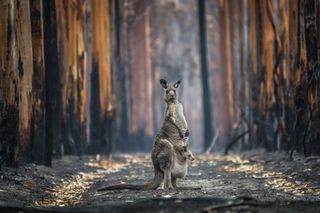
<box><xmin>2</xmin><ymin>197</ymin><xmax>320</xmax><ymax>213</ymax></box>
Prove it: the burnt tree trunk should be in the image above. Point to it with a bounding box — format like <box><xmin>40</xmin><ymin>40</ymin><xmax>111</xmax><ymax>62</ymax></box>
<box><xmin>43</xmin><ymin>0</ymin><xmax>62</xmax><ymax>166</ymax></box>
<box><xmin>0</xmin><ymin>0</ymin><xmax>34</xmax><ymax>166</ymax></box>
<box><xmin>55</xmin><ymin>0</ymin><xmax>88</xmax><ymax>157</ymax></box>
<box><xmin>15</xmin><ymin>0</ymin><xmax>34</xmax><ymax>163</ymax></box>
<box><xmin>55</xmin><ymin>0</ymin><xmax>71</xmax><ymax>154</ymax></box>
<box><xmin>198</xmin><ymin>0</ymin><xmax>214</xmax><ymax>150</ymax></box>
<box><xmin>114</xmin><ymin>0</ymin><xmax>129</xmax><ymax>152</ymax></box>
<box><xmin>0</xmin><ymin>1</ymin><xmax>21</xmax><ymax>167</ymax></box>
<box><xmin>219</xmin><ymin>0</ymin><xmax>234</xmax><ymax>139</ymax></box>
<box><xmin>91</xmin><ymin>0</ymin><xmax>113</xmax><ymax>155</ymax></box>
<box><xmin>303</xmin><ymin>0</ymin><xmax>320</xmax><ymax>155</ymax></box>
<box><xmin>30</xmin><ymin>0</ymin><xmax>46</xmax><ymax>164</ymax></box>
<box><xmin>126</xmin><ymin>0</ymin><xmax>154</xmax><ymax>151</ymax></box>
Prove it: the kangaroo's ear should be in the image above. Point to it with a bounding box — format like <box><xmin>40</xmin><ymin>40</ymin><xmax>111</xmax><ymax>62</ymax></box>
<box><xmin>173</xmin><ymin>79</ymin><xmax>182</xmax><ymax>88</ymax></box>
<box><xmin>160</xmin><ymin>79</ymin><xmax>168</xmax><ymax>89</ymax></box>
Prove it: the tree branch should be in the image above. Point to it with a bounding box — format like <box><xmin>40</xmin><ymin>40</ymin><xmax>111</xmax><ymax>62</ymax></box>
<box><xmin>224</xmin><ymin>130</ymin><xmax>250</xmax><ymax>155</ymax></box>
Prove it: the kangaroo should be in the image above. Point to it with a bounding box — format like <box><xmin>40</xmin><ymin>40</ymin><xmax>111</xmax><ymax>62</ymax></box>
<box><xmin>160</xmin><ymin>79</ymin><xmax>189</xmax><ymax>143</ymax></box>
<box><xmin>98</xmin><ymin>144</ymin><xmax>194</xmax><ymax>191</ymax></box>
<box><xmin>98</xmin><ymin>79</ymin><xmax>194</xmax><ymax>191</ymax></box>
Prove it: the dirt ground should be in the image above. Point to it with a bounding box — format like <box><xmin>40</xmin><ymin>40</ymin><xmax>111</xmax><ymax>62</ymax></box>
<box><xmin>1</xmin><ymin>150</ymin><xmax>320</xmax><ymax>212</ymax></box>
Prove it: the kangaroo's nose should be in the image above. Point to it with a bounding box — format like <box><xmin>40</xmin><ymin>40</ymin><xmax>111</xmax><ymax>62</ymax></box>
<box><xmin>168</xmin><ymin>90</ymin><xmax>175</xmax><ymax>96</ymax></box>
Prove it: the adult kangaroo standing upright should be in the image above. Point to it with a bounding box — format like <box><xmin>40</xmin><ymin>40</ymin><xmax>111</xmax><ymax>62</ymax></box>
<box><xmin>98</xmin><ymin>79</ymin><xmax>193</xmax><ymax>191</ymax></box>
<box><xmin>159</xmin><ymin>79</ymin><xmax>189</xmax><ymax>144</ymax></box>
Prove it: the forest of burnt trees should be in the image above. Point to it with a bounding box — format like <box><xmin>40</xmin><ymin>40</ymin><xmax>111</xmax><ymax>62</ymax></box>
<box><xmin>0</xmin><ymin>0</ymin><xmax>320</xmax><ymax>167</ymax></box>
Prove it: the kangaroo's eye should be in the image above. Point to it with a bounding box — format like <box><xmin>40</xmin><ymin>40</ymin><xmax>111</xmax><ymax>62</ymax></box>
<box><xmin>166</xmin><ymin>90</ymin><xmax>169</xmax><ymax>94</ymax></box>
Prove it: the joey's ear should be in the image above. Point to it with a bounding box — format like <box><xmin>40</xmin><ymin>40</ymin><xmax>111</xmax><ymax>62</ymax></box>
<box><xmin>173</xmin><ymin>79</ymin><xmax>182</xmax><ymax>88</ymax></box>
<box><xmin>160</xmin><ymin>79</ymin><xmax>168</xmax><ymax>89</ymax></box>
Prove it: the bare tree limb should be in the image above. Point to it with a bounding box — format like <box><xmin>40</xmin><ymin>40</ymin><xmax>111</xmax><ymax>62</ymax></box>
<box><xmin>204</xmin><ymin>128</ymin><xmax>220</xmax><ymax>154</ymax></box>
<box><xmin>202</xmin><ymin>197</ymin><xmax>268</xmax><ymax>212</ymax></box>
<box><xmin>302</xmin><ymin>106</ymin><xmax>314</xmax><ymax>156</ymax></box>
<box><xmin>224</xmin><ymin>130</ymin><xmax>250</xmax><ymax>155</ymax></box>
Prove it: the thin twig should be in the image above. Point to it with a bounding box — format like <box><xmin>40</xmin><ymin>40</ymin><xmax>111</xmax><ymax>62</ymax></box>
<box><xmin>251</xmin><ymin>175</ymin><xmax>283</xmax><ymax>179</ymax></box>
<box><xmin>253</xmin><ymin>119</ymin><xmax>273</xmax><ymax>128</ymax></box>
<box><xmin>202</xmin><ymin>200</ymin><xmax>267</xmax><ymax>212</ymax></box>
<box><xmin>224</xmin><ymin>130</ymin><xmax>250</xmax><ymax>155</ymax></box>
<box><xmin>300</xmin><ymin>186</ymin><xmax>320</xmax><ymax>190</ymax></box>
<box><xmin>301</xmin><ymin>106</ymin><xmax>314</xmax><ymax>156</ymax></box>
<box><xmin>176</xmin><ymin>186</ymin><xmax>202</xmax><ymax>190</ymax></box>
<box><xmin>205</xmin><ymin>128</ymin><xmax>220</xmax><ymax>154</ymax></box>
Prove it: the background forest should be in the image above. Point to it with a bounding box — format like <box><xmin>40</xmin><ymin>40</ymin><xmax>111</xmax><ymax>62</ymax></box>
<box><xmin>0</xmin><ymin>0</ymin><xmax>320</xmax><ymax>168</ymax></box>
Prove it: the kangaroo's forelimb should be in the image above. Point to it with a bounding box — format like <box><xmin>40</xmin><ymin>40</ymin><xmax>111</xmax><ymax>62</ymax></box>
<box><xmin>166</xmin><ymin>114</ymin><xmax>189</xmax><ymax>139</ymax></box>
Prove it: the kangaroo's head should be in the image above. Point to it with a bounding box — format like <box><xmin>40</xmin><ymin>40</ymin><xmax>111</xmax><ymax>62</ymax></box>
<box><xmin>160</xmin><ymin>79</ymin><xmax>182</xmax><ymax>102</ymax></box>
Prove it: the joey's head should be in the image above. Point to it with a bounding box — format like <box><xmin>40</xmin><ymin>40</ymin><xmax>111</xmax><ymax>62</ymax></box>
<box><xmin>186</xmin><ymin>150</ymin><xmax>195</xmax><ymax>162</ymax></box>
<box><xmin>160</xmin><ymin>79</ymin><xmax>182</xmax><ymax>102</ymax></box>
<box><xmin>182</xmin><ymin>146</ymin><xmax>195</xmax><ymax>162</ymax></box>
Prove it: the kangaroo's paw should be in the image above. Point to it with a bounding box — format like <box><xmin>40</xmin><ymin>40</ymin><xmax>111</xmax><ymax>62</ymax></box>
<box><xmin>185</xmin><ymin>129</ymin><xmax>189</xmax><ymax>137</ymax></box>
<box><xmin>179</xmin><ymin>131</ymin><xmax>184</xmax><ymax>139</ymax></box>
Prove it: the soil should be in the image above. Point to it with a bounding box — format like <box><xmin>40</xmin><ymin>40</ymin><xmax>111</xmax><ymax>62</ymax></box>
<box><xmin>0</xmin><ymin>150</ymin><xmax>320</xmax><ymax>212</ymax></box>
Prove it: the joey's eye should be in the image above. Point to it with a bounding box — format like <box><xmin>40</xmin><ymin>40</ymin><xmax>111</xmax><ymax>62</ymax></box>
<box><xmin>166</xmin><ymin>90</ymin><xmax>169</xmax><ymax>94</ymax></box>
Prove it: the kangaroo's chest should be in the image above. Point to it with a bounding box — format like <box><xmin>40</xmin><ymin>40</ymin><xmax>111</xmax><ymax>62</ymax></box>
<box><xmin>172</xmin><ymin>104</ymin><xmax>188</xmax><ymax>128</ymax></box>
<box><xmin>161</xmin><ymin>102</ymin><xmax>188</xmax><ymax>144</ymax></box>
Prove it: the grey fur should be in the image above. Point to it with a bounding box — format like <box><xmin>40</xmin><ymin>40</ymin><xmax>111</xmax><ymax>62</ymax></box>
<box><xmin>98</xmin><ymin>79</ymin><xmax>192</xmax><ymax>191</ymax></box>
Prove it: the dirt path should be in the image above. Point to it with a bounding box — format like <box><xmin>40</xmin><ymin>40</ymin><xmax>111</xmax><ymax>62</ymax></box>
<box><xmin>0</xmin><ymin>151</ymin><xmax>320</xmax><ymax>212</ymax></box>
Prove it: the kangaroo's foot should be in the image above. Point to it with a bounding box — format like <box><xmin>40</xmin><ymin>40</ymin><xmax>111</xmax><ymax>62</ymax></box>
<box><xmin>163</xmin><ymin>169</ymin><xmax>173</xmax><ymax>191</ymax></box>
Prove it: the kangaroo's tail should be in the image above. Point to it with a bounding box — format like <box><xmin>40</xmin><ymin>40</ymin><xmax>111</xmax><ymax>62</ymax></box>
<box><xmin>98</xmin><ymin>168</ymin><xmax>163</xmax><ymax>191</ymax></box>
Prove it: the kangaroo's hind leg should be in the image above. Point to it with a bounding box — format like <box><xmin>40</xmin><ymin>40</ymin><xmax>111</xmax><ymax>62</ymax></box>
<box><xmin>158</xmin><ymin>153</ymin><xmax>174</xmax><ymax>191</ymax></box>
<box><xmin>163</xmin><ymin>169</ymin><xmax>173</xmax><ymax>191</ymax></box>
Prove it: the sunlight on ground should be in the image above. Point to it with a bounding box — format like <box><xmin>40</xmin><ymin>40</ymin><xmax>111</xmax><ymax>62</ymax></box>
<box><xmin>31</xmin><ymin>154</ymin><xmax>320</xmax><ymax>208</ymax></box>
<box><xmin>223</xmin><ymin>163</ymin><xmax>264</xmax><ymax>173</ymax></box>
<box><xmin>33</xmin><ymin>155</ymin><xmax>128</xmax><ymax>208</ymax></box>
<box><xmin>265</xmin><ymin>175</ymin><xmax>320</xmax><ymax>196</ymax></box>
<box><xmin>203</xmin><ymin>154</ymin><xmax>320</xmax><ymax>198</ymax></box>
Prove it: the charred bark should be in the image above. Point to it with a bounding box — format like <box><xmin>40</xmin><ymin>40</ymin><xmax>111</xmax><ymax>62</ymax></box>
<box><xmin>91</xmin><ymin>0</ymin><xmax>113</xmax><ymax>155</ymax></box>
<box><xmin>303</xmin><ymin>0</ymin><xmax>319</xmax><ymax>155</ymax></box>
<box><xmin>0</xmin><ymin>0</ymin><xmax>34</xmax><ymax>165</ymax></box>
<box><xmin>0</xmin><ymin>1</ymin><xmax>20</xmax><ymax>167</ymax></box>
<box><xmin>198</xmin><ymin>0</ymin><xmax>214</xmax><ymax>151</ymax></box>
<box><xmin>43</xmin><ymin>0</ymin><xmax>62</xmax><ymax>166</ymax></box>
<box><xmin>90</xmin><ymin>63</ymin><xmax>101</xmax><ymax>153</ymax></box>
<box><xmin>115</xmin><ymin>0</ymin><xmax>129</xmax><ymax>152</ymax></box>
<box><xmin>30</xmin><ymin>0</ymin><xmax>46</xmax><ymax>164</ymax></box>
